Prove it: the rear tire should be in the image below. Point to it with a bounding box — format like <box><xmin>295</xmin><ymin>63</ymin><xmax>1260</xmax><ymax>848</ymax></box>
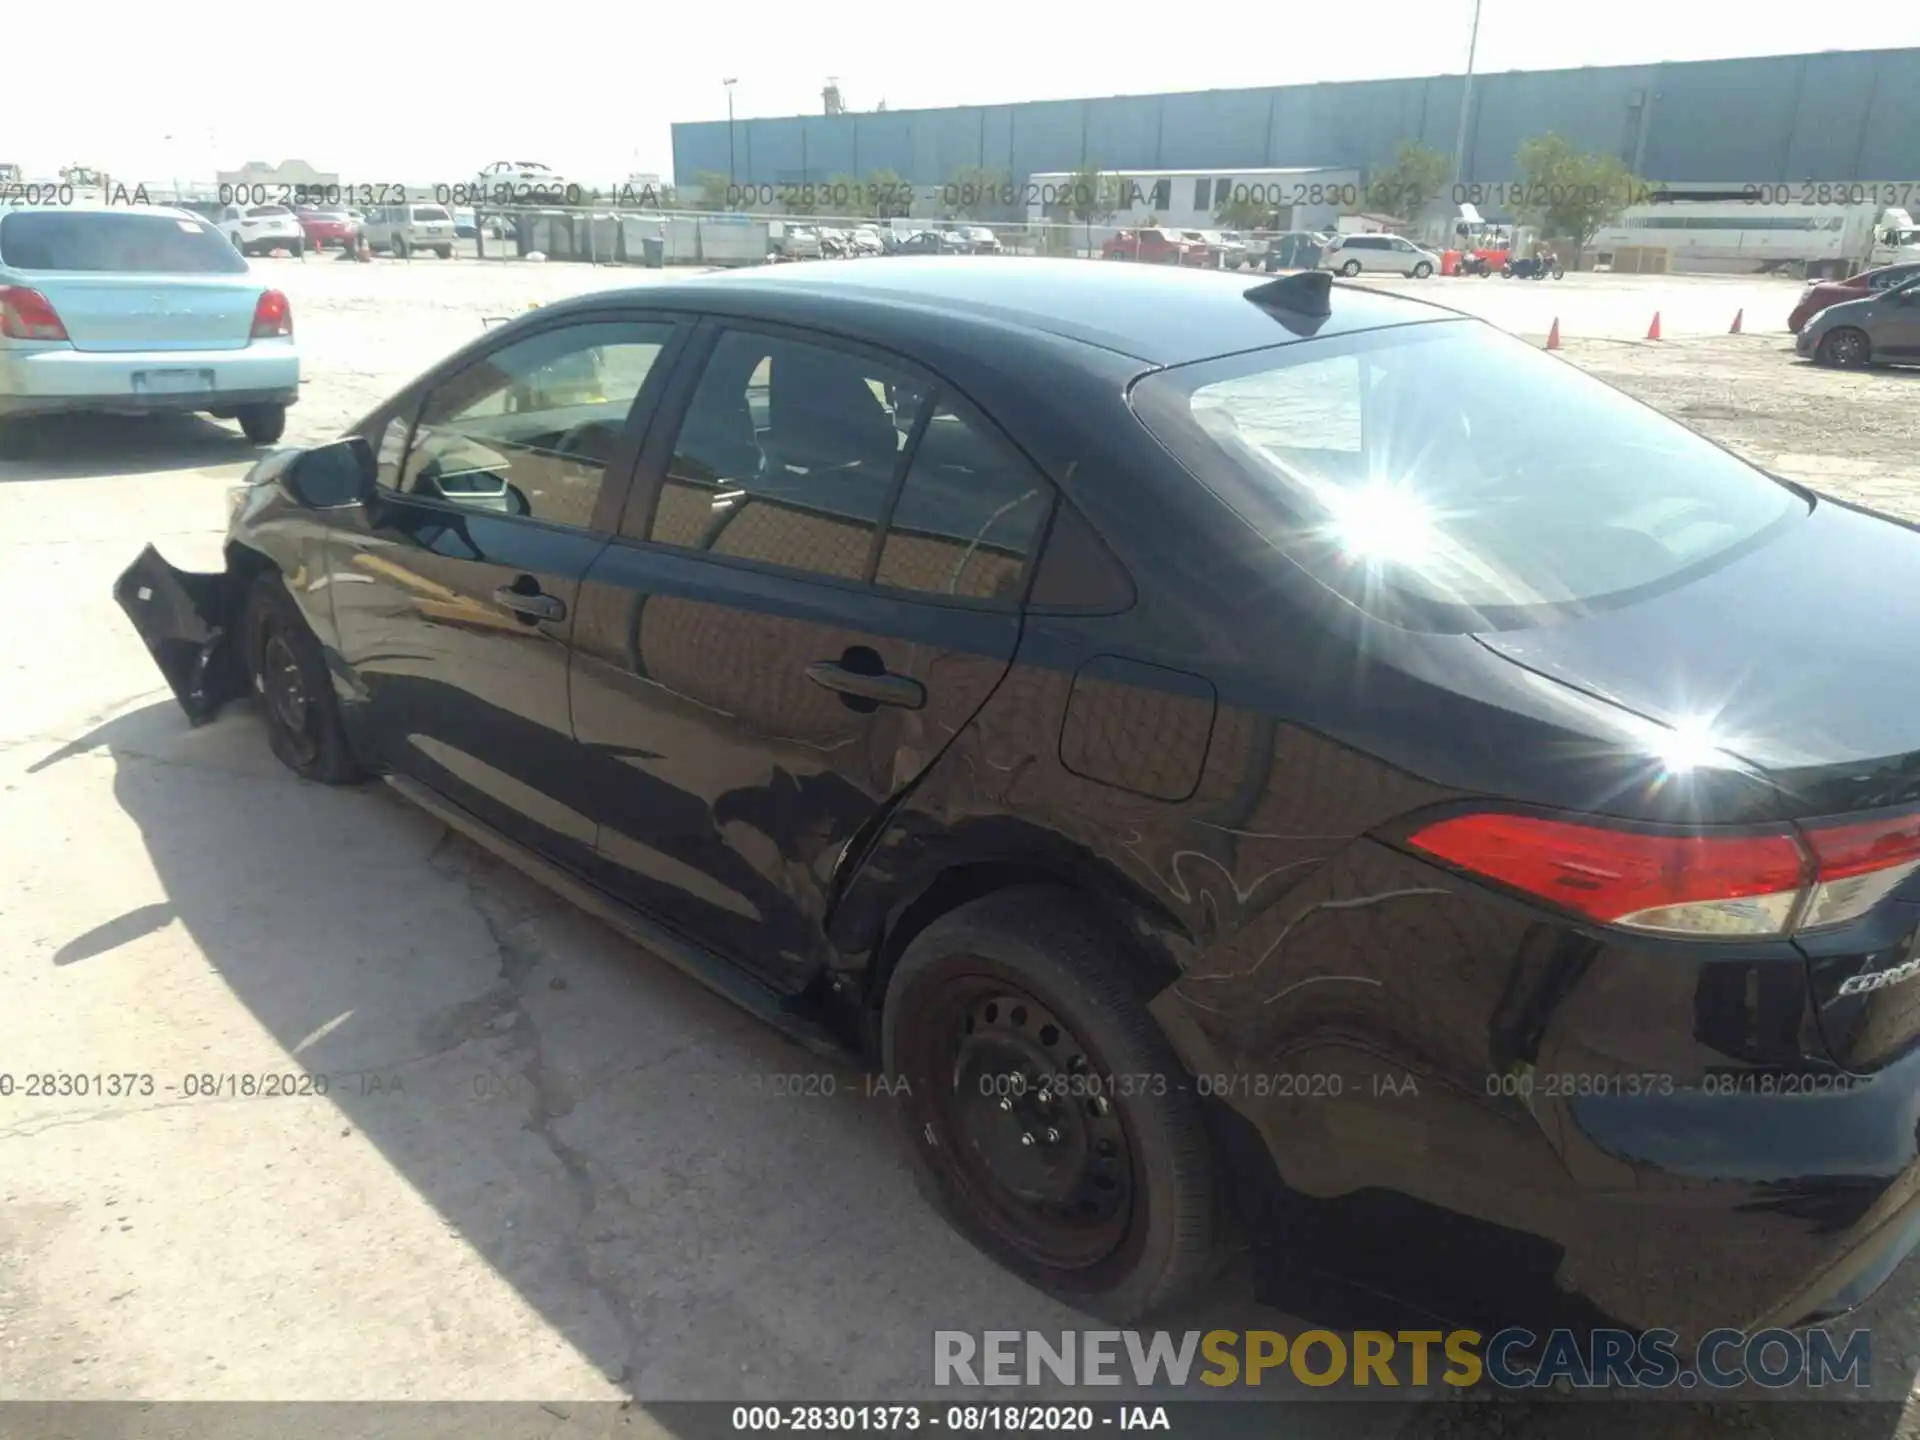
<box><xmin>1818</xmin><ymin>327</ymin><xmax>1872</xmax><ymax>368</ymax></box>
<box><xmin>242</xmin><ymin>572</ymin><xmax>366</xmax><ymax>784</ymax></box>
<box><xmin>237</xmin><ymin>404</ymin><xmax>286</xmax><ymax>445</ymax></box>
<box><xmin>435</xmin><ymin>245</ymin><xmax>453</xmax><ymax>259</ymax></box>
<box><xmin>392</xmin><ymin>234</ymin><xmax>409</xmax><ymax>259</ymax></box>
<box><xmin>881</xmin><ymin>887</ymin><xmax>1219</xmax><ymax>1322</ymax></box>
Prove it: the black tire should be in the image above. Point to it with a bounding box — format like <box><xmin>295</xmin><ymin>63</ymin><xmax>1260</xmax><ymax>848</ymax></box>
<box><xmin>1339</xmin><ymin>259</ymin><xmax>1361</xmax><ymax>276</ymax></box>
<box><xmin>881</xmin><ymin>887</ymin><xmax>1218</xmax><ymax>1322</ymax></box>
<box><xmin>1818</xmin><ymin>327</ymin><xmax>1871</xmax><ymax>368</ymax></box>
<box><xmin>1412</xmin><ymin>261</ymin><xmax>1433</xmax><ymax>278</ymax></box>
<box><xmin>392</xmin><ymin>233</ymin><xmax>409</xmax><ymax>259</ymax></box>
<box><xmin>435</xmin><ymin>245</ymin><xmax>453</xmax><ymax>259</ymax></box>
<box><xmin>242</xmin><ymin>572</ymin><xmax>366</xmax><ymax>784</ymax></box>
<box><xmin>237</xmin><ymin>404</ymin><xmax>286</xmax><ymax>445</ymax></box>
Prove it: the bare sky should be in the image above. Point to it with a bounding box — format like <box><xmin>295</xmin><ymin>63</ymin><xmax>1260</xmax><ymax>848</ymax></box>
<box><xmin>9</xmin><ymin>3</ymin><xmax>1917</xmax><ymax>187</ymax></box>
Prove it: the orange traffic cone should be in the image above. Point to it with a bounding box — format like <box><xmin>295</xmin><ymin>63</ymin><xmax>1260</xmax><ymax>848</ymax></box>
<box><xmin>1646</xmin><ymin>311</ymin><xmax>1662</xmax><ymax>341</ymax></box>
<box><xmin>1546</xmin><ymin>318</ymin><xmax>1561</xmax><ymax>351</ymax></box>
<box><xmin>1729</xmin><ymin>308</ymin><xmax>1743</xmax><ymax>334</ymax></box>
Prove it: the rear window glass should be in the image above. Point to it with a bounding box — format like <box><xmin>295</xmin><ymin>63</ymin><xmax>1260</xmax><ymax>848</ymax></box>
<box><xmin>247</xmin><ymin>205</ymin><xmax>290</xmax><ymax>217</ymax></box>
<box><xmin>412</xmin><ymin>206</ymin><xmax>450</xmax><ymax>222</ymax></box>
<box><xmin>0</xmin><ymin>210</ymin><xmax>248</xmax><ymax>274</ymax></box>
<box><xmin>1130</xmin><ymin>321</ymin><xmax>1803</xmax><ymax>631</ymax></box>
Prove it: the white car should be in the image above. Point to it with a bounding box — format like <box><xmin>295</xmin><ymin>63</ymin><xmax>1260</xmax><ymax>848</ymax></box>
<box><xmin>217</xmin><ymin>203</ymin><xmax>306</xmax><ymax>258</ymax></box>
<box><xmin>475</xmin><ymin>160</ymin><xmax>573</xmax><ymax>204</ymax></box>
<box><xmin>1320</xmin><ymin>232</ymin><xmax>1440</xmax><ymax>278</ymax></box>
<box><xmin>0</xmin><ymin>206</ymin><xmax>299</xmax><ymax>455</ymax></box>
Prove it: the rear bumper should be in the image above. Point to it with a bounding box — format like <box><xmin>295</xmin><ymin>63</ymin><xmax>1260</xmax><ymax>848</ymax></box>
<box><xmin>1178</xmin><ymin>837</ymin><xmax>1920</xmax><ymax>1342</ymax></box>
<box><xmin>0</xmin><ymin>343</ymin><xmax>299</xmax><ymax>417</ymax></box>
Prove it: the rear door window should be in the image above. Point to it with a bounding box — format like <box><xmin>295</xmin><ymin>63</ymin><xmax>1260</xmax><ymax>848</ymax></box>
<box><xmin>639</xmin><ymin>329</ymin><xmax>929</xmax><ymax>582</ymax></box>
<box><xmin>0</xmin><ymin>210</ymin><xmax>247</xmax><ymax>274</ymax></box>
<box><xmin>874</xmin><ymin>404</ymin><xmax>1052</xmax><ymax>602</ymax></box>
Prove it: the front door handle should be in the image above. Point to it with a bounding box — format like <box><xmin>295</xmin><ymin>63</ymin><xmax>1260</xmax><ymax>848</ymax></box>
<box><xmin>494</xmin><ymin>583</ymin><xmax>566</xmax><ymax>623</ymax></box>
<box><xmin>805</xmin><ymin>660</ymin><xmax>925</xmax><ymax>711</ymax></box>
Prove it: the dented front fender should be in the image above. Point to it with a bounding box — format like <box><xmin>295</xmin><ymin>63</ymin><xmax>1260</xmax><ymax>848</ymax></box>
<box><xmin>113</xmin><ymin>544</ymin><xmax>249</xmax><ymax>726</ymax></box>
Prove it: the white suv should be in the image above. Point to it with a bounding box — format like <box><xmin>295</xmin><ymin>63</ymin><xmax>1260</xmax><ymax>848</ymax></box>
<box><xmin>361</xmin><ymin>204</ymin><xmax>458</xmax><ymax>258</ymax></box>
<box><xmin>1321</xmin><ymin>232</ymin><xmax>1439</xmax><ymax>278</ymax></box>
<box><xmin>217</xmin><ymin>203</ymin><xmax>306</xmax><ymax>258</ymax></box>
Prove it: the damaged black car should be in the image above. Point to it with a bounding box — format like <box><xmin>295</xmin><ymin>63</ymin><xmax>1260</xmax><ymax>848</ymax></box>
<box><xmin>119</xmin><ymin>258</ymin><xmax>1920</xmax><ymax>1339</ymax></box>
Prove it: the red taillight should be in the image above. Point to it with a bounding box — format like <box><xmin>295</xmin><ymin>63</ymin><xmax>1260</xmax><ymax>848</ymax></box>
<box><xmin>1407</xmin><ymin>808</ymin><xmax>1920</xmax><ymax>938</ymax></box>
<box><xmin>0</xmin><ymin>285</ymin><xmax>70</xmax><ymax>341</ymax></box>
<box><xmin>251</xmin><ymin>289</ymin><xmax>291</xmax><ymax>340</ymax></box>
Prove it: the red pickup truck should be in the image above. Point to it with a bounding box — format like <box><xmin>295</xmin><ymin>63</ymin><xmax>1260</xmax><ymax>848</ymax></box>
<box><xmin>1102</xmin><ymin>228</ymin><xmax>1216</xmax><ymax>266</ymax></box>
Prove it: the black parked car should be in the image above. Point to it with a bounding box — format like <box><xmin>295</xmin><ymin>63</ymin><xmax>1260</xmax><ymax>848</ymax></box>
<box><xmin>119</xmin><ymin>258</ymin><xmax>1920</xmax><ymax>1336</ymax></box>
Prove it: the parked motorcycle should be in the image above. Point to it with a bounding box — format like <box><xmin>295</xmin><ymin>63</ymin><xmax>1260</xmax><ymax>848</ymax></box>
<box><xmin>1503</xmin><ymin>253</ymin><xmax>1565</xmax><ymax>280</ymax></box>
<box><xmin>1456</xmin><ymin>253</ymin><xmax>1496</xmax><ymax>277</ymax></box>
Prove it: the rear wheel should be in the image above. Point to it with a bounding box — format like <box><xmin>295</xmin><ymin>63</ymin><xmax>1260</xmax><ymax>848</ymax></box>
<box><xmin>237</xmin><ymin>404</ymin><xmax>286</xmax><ymax>445</ymax></box>
<box><xmin>882</xmin><ymin>887</ymin><xmax>1219</xmax><ymax>1321</ymax></box>
<box><xmin>1818</xmin><ymin>327</ymin><xmax>1872</xmax><ymax>367</ymax></box>
<box><xmin>243</xmin><ymin>573</ymin><xmax>366</xmax><ymax>784</ymax></box>
<box><xmin>434</xmin><ymin>245</ymin><xmax>453</xmax><ymax>259</ymax></box>
<box><xmin>392</xmin><ymin>233</ymin><xmax>409</xmax><ymax>259</ymax></box>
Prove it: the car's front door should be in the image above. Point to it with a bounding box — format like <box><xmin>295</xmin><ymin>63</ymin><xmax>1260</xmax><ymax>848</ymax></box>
<box><xmin>327</xmin><ymin>314</ymin><xmax>685</xmax><ymax>867</ymax></box>
<box><xmin>1877</xmin><ymin>282</ymin><xmax>1920</xmax><ymax>358</ymax></box>
<box><xmin>568</xmin><ymin>322</ymin><xmax>1054</xmax><ymax>989</ymax></box>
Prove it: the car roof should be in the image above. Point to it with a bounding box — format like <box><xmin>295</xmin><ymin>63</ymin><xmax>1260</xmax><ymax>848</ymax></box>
<box><xmin>546</xmin><ymin>257</ymin><xmax>1462</xmax><ymax>366</ymax></box>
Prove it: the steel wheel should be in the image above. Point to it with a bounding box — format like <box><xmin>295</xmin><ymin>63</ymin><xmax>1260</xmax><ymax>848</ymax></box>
<box><xmin>256</xmin><ymin>622</ymin><xmax>319</xmax><ymax>768</ymax></box>
<box><xmin>922</xmin><ymin>973</ymin><xmax>1136</xmax><ymax>1270</ymax></box>
<box><xmin>1819</xmin><ymin>327</ymin><xmax>1870</xmax><ymax>368</ymax></box>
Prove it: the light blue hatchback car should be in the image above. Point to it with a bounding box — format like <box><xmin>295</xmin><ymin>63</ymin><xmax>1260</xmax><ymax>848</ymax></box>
<box><xmin>0</xmin><ymin>205</ymin><xmax>300</xmax><ymax>457</ymax></box>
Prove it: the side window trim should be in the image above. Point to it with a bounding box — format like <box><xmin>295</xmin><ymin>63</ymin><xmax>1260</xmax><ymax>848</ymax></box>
<box><xmin>860</xmin><ymin>388</ymin><xmax>939</xmax><ymax>582</ymax></box>
<box><xmin>383</xmin><ymin>310</ymin><xmax>690</xmax><ymax>535</ymax></box>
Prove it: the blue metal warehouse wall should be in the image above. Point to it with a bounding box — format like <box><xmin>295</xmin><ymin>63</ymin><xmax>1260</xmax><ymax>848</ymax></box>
<box><xmin>672</xmin><ymin>49</ymin><xmax>1920</xmax><ymax>189</ymax></box>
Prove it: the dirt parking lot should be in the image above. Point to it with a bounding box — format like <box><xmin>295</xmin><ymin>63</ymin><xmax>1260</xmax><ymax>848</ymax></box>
<box><xmin>2</xmin><ymin>256</ymin><xmax>1917</xmax><ymax>1439</ymax></box>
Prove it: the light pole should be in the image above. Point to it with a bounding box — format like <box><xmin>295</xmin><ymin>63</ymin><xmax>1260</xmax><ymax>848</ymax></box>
<box><xmin>723</xmin><ymin>78</ymin><xmax>738</xmax><ymax>185</ymax></box>
<box><xmin>1450</xmin><ymin>0</ymin><xmax>1484</xmax><ymax>189</ymax></box>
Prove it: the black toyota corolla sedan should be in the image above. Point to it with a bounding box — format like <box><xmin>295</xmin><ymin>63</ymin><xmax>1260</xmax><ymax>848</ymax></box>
<box><xmin>118</xmin><ymin>257</ymin><xmax>1920</xmax><ymax>1337</ymax></box>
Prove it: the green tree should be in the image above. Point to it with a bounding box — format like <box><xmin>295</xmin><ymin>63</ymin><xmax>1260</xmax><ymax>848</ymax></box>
<box><xmin>1362</xmin><ymin>140</ymin><xmax>1452</xmax><ymax>224</ymax></box>
<box><xmin>1513</xmin><ymin>134</ymin><xmax>1646</xmax><ymax>263</ymax></box>
<box><xmin>1067</xmin><ymin>165</ymin><xmax>1120</xmax><ymax>225</ymax></box>
<box><xmin>864</xmin><ymin>169</ymin><xmax>912</xmax><ymax>219</ymax></box>
<box><xmin>687</xmin><ymin>170</ymin><xmax>731</xmax><ymax>211</ymax></box>
<box><xmin>823</xmin><ymin>173</ymin><xmax>872</xmax><ymax>219</ymax></box>
<box><xmin>945</xmin><ymin>165</ymin><xmax>1012</xmax><ymax>220</ymax></box>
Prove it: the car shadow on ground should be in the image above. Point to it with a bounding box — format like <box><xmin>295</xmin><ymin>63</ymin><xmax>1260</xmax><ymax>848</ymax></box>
<box><xmin>0</xmin><ymin>413</ymin><xmax>271</xmax><ymax>481</ymax></box>
<box><xmin>30</xmin><ymin>699</ymin><xmax>1920</xmax><ymax>1432</ymax></box>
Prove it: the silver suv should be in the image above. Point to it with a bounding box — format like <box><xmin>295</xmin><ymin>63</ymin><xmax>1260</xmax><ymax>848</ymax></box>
<box><xmin>360</xmin><ymin>204</ymin><xmax>458</xmax><ymax>259</ymax></box>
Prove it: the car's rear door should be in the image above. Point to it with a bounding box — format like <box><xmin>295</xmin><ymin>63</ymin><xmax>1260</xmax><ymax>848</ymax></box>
<box><xmin>569</xmin><ymin>320</ymin><xmax>1054</xmax><ymax>990</ymax></box>
<box><xmin>327</xmin><ymin>310</ymin><xmax>689</xmax><ymax>868</ymax></box>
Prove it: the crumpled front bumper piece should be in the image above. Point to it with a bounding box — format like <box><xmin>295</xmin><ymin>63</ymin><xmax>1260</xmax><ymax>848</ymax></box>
<box><xmin>114</xmin><ymin>544</ymin><xmax>248</xmax><ymax>726</ymax></box>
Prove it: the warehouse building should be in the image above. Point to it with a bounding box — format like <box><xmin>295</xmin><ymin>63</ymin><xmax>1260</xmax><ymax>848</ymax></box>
<box><xmin>670</xmin><ymin>48</ymin><xmax>1919</xmax><ymax>199</ymax></box>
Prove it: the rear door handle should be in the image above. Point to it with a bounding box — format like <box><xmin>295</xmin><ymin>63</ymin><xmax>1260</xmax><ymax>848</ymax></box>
<box><xmin>805</xmin><ymin>661</ymin><xmax>925</xmax><ymax>710</ymax></box>
<box><xmin>494</xmin><ymin>584</ymin><xmax>567</xmax><ymax>622</ymax></box>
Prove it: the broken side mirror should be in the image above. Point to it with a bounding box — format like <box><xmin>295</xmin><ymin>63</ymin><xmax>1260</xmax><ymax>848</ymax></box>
<box><xmin>284</xmin><ymin>437</ymin><xmax>376</xmax><ymax>509</ymax></box>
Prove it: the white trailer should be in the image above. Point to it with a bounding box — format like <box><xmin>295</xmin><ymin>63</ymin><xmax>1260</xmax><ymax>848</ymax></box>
<box><xmin>1590</xmin><ymin>200</ymin><xmax>1920</xmax><ymax>278</ymax></box>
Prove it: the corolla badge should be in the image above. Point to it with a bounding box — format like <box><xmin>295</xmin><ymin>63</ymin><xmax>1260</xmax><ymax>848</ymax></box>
<box><xmin>1837</xmin><ymin>953</ymin><xmax>1920</xmax><ymax>996</ymax></box>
